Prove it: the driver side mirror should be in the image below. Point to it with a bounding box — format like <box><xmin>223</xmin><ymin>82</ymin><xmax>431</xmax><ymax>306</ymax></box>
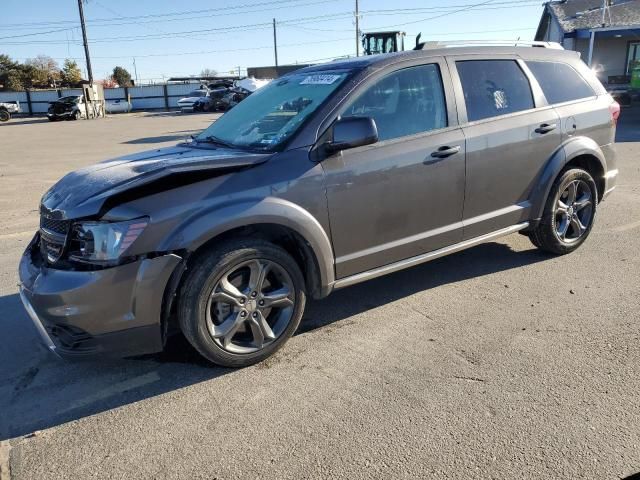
<box><xmin>326</xmin><ymin>116</ymin><xmax>378</xmax><ymax>154</ymax></box>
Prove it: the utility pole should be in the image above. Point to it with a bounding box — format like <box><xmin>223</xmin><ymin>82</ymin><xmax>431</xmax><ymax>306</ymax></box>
<box><xmin>273</xmin><ymin>18</ymin><xmax>279</xmax><ymax>67</ymax></box>
<box><xmin>355</xmin><ymin>0</ymin><xmax>360</xmax><ymax>57</ymax></box>
<box><xmin>77</xmin><ymin>0</ymin><xmax>93</xmax><ymax>84</ymax></box>
<box><xmin>133</xmin><ymin>57</ymin><xmax>139</xmax><ymax>85</ymax></box>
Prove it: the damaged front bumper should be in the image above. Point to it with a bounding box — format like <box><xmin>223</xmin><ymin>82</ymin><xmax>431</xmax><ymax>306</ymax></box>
<box><xmin>18</xmin><ymin>236</ymin><xmax>181</xmax><ymax>359</ymax></box>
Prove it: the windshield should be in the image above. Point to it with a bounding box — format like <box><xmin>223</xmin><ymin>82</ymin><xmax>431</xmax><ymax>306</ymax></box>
<box><xmin>58</xmin><ymin>96</ymin><xmax>80</xmax><ymax>103</ymax></box>
<box><xmin>196</xmin><ymin>71</ymin><xmax>350</xmax><ymax>151</ymax></box>
<box><xmin>188</xmin><ymin>90</ymin><xmax>207</xmax><ymax>97</ymax></box>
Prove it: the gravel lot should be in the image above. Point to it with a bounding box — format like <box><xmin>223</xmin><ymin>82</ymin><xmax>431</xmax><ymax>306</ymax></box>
<box><xmin>0</xmin><ymin>110</ymin><xmax>639</xmax><ymax>480</ymax></box>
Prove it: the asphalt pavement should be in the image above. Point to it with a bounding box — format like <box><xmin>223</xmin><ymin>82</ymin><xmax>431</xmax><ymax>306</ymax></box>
<box><xmin>0</xmin><ymin>110</ymin><xmax>638</xmax><ymax>479</ymax></box>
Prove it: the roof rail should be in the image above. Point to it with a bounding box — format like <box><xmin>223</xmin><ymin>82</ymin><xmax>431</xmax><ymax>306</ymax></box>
<box><xmin>416</xmin><ymin>40</ymin><xmax>564</xmax><ymax>50</ymax></box>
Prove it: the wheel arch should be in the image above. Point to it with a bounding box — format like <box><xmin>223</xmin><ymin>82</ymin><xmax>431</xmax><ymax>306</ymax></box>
<box><xmin>158</xmin><ymin>198</ymin><xmax>335</xmax><ymax>300</ymax></box>
<box><xmin>529</xmin><ymin>137</ymin><xmax>607</xmax><ymax>221</ymax></box>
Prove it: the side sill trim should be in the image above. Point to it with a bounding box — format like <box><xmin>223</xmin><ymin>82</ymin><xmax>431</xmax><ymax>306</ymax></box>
<box><xmin>332</xmin><ymin>222</ymin><xmax>529</xmax><ymax>290</ymax></box>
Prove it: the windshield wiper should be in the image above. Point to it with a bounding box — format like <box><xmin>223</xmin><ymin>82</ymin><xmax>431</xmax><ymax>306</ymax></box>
<box><xmin>197</xmin><ymin>135</ymin><xmax>235</xmax><ymax>148</ymax></box>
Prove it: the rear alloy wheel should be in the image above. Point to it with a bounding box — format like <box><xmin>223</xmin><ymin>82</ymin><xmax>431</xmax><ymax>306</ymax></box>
<box><xmin>528</xmin><ymin>168</ymin><xmax>597</xmax><ymax>254</ymax></box>
<box><xmin>553</xmin><ymin>179</ymin><xmax>593</xmax><ymax>243</ymax></box>
<box><xmin>178</xmin><ymin>239</ymin><xmax>306</xmax><ymax>367</ymax></box>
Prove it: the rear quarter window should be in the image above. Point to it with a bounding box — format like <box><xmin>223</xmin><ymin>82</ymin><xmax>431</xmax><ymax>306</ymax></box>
<box><xmin>526</xmin><ymin>61</ymin><xmax>596</xmax><ymax>105</ymax></box>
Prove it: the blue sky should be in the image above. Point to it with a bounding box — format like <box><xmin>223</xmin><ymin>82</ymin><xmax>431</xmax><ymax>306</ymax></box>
<box><xmin>1</xmin><ymin>0</ymin><xmax>545</xmax><ymax>83</ymax></box>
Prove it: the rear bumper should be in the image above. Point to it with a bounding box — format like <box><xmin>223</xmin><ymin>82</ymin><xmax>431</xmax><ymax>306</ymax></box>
<box><xmin>18</xmin><ymin>237</ymin><xmax>181</xmax><ymax>359</ymax></box>
<box><xmin>602</xmin><ymin>142</ymin><xmax>618</xmax><ymax>200</ymax></box>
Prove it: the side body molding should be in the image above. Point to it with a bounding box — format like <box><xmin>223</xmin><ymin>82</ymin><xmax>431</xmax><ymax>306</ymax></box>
<box><xmin>529</xmin><ymin>136</ymin><xmax>607</xmax><ymax>221</ymax></box>
<box><xmin>158</xmin><ymin>197</ymin><xmax>336</xmax><ymax>292</ymax></box>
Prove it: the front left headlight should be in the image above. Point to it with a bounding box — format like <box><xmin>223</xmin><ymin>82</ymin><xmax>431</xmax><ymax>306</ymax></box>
<box><xmin>68</xmin><ymin>217</ymin><xmax>149</xmax><ymax>264</ymax></box>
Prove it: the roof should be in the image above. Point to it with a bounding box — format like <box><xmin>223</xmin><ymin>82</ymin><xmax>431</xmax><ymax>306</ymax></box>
<box><xmin>295</xmin><ymin>45</ymin><xmax>577</xmax><ymax>74</ymax></box>
<box><xmin>545</xmin><ymin>0</ymin><xmax>640</xmax><ymax>32</ymax></box>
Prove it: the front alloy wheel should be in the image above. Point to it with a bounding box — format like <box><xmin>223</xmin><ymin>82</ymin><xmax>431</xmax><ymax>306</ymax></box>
<box><xmin>207</xmin><ymin>259</ymin><xmax>295</xmax><ymax>354</ymax></box>
<box><xmin>178</xmin><ymin>239</ymin><xmax>306</xmax><ymax>367</ymax></box>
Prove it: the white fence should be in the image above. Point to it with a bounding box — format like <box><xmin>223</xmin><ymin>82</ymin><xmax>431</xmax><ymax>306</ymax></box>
<box><xmin>0</xmin><ymin>83</ymin><xmax>203</xmax><ymax>114</ymax></box>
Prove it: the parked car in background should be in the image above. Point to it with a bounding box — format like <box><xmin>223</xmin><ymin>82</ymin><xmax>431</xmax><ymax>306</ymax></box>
<box><xmin>207</xmin><ymin>79</ymin><xmax>234</xmax><ymax>90</ymax></box>
<box><xmin>219</xmin><ymin>77</ymin><xmax>271</xmax><ymax>111</ymax></box>
<box><xmin>219</xmin><ymin>88</ymin><xmax>251</xmax><ymax>111</ymax></box>
<box><xmin>105</xmin><ymin>99</ymin><xmax>132</xmax><ymax>114</ymax></box>
<box><xmin>195</xmin><ymin>87</ymin><xmax>228</xmax><ymax>111</ymax></box>
<box><xmin>177</xmin><ymin>89</ymin><xmax>210</xmax><ymax>112</ymax></box>
<box><xmin>47</xmin><ymin>95</ymin><xmax>93</xmax><ymax>121</ymax></box>
<box><xmin>0</xmin><ymin>100</ymin><xmax>21</xmax><ymax>122</ymax></box>
<box><xmin>19</xmin><ymin>45</ymin><xmax>618</xmax><ymax>368</ymax></box>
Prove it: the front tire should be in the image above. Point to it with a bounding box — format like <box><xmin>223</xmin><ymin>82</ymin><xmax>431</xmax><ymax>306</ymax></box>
<box><xmin>178</xmin><ymin>239</ymin><xmax>306</xmax><ymax>367</ymax></box>
<box><xmin>528</xmin><ymin>168</ymin><xmax>598</xmax><ymax>254</ymax></box>
<box><xmin>0</xmin><ymin>110</ymin><xmax>10</xmax><ymax>122</ymax></box>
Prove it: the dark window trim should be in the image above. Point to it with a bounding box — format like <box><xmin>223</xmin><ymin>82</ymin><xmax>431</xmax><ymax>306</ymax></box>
<box><xmin>339</xmin><ymin>62</ymin><xmax>449</xmax><ymax>143</ymax></box>
<box><xmin>314</xmin><ymin>58</ymin><xmax>456</xmax><ymax>148</ymax></box>
<box><xmin>454</xmin><ymin>58</ymin><xmax>536</xmax><ymax>123</ymax></box>
<box><xmin>526</xmin><ymin>59</ymin><xmax>596</xmax><ymax>106</ymax></box>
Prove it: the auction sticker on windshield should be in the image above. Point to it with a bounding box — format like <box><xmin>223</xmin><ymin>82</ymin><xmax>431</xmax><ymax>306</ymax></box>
<box><xmin>300</xmin><ymin>74</ymin><xmax>342</xmax><ymax>85</ymax></box>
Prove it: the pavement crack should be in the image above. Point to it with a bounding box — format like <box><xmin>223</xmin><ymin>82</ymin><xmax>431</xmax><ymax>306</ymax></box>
<box><xmin>453</xmin><ymin>375</ymin><xmax>486</xmax><ymax>383</ymax></box>
<box><xmin>409</xmin><ymin>306</ymin><xmax>435</xmax><ymax>321</ymax></box>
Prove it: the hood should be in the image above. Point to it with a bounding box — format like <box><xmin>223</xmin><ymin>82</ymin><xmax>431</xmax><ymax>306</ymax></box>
<box><xmin>236</xmin><ymin>77</ymin><xmax>271</xmax><ymax>92</ymax></box>
<box><xmin>41</xmin><ymin>144</ymin><xmax>271</xmax><ymax>219</ymax></box>
<box><xmin>177</xmin><ymin>96</ymin><xmax>203</xmax><ymax>104</ymax></box>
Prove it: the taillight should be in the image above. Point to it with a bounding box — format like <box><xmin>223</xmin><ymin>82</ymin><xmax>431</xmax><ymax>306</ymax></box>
<box><xmin>609</xmin><ymin>101</ymin><xmax>620</xmax><ymax>126</ymax></box>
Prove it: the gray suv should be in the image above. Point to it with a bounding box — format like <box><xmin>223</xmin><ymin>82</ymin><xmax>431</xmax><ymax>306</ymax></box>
<box><xmin>19</xmin><ymin>46</ymin><xmax>619</xmax><ymax>367</ymax></box>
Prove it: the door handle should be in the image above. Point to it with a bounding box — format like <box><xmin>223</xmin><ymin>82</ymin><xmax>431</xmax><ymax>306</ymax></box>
<box><xmin>429</xmin><ymin>145</ymin><xmax>460</xmax><ymax>159</ymax></box>
<box><xmin>534</xmin><ymin>123</ymin><xmax>557</xmax><ymax>134</ymax></box>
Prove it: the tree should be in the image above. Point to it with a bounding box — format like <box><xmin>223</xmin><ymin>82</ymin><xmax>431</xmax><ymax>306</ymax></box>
<box><xmin>111</xmin><ymin>66</ymin><xmax>132</xmax><ymax>87</ymax></box>
<box><xmin>200</xmin><ymin>68</ymin><xmax>217</xmax><ymax>78</ymax></box>
<box><xmin>60</xmin><ymin>59</ymin><xmax>82</xmax><ymax>87</ymax></box>
<box><xmin>4</xmin><ymin>69</ymin><xmax>24</xmax><ymax>91</ymax></box>
<box><xmin>24</xmin><ymin>55</ymin><xmax>60</xmax><ymax>88</ymax></box>
<box><xmin>0</xmin><ymin>54</ymin><xmax>25</xmax><ymax>91</ymax></box>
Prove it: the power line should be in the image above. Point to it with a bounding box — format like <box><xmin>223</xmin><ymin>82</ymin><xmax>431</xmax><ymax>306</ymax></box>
<box><xmin>364</xmin><ymin>0</ymin><xmax>513</xmax><ymax>30</ymax></box>
<box><xmin>278</xmin><ymin>2</ymin><xmax>540</xmax><ymax>32</ymax></box>
<box><xmin>22</xmin><ymin>37</ymin><xmax>353</xmax><ymax>60</ymax></box>
<box><xmin>1</xmin><ymin>12</ymin><xmax>358</xmax><ymax>45</ymax></box>
<box><xmin>0</xmin><ymin>0</ymin><xmax>343</xmax><ymax>28</ymax></box>
<box><xmin>0</xmin><ymin>26</ymin><xmax>77</xmax><ymax>40</ymax></box>
<box><xmin>0</xmin><ymin>0</ymin><xmax>538</xmax><ymax>30</ymax></box>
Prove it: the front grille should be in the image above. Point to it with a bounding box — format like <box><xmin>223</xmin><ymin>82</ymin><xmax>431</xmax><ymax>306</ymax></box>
<box><xmin>53</xmin><ymin>104</ymin><xmax>71</xmax><ymax>115</ymax></box>
<box><xmin>40</xmin><ymin>216</ymin><xmax>70</xmax><ymax>236</ymax></box>
<box><xmin>39</xmin><ymin>215</ymin><xmax>70</xmax><ymax>263</ymax></box>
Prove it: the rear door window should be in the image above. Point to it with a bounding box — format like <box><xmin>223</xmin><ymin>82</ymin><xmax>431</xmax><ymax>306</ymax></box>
<box><xmin>455</xmin><ymin>60</ymin><xmax>534</xmax><ymax>122</ymax></box>
<box><xmin>526</xmin><ymin>61</ymin><xmax>595</xmax><ymax>104</ymax></box>
<box><xmin>342</xmin><ymin>63</ymin><xmax>447</xmax><ymax>141</ymax></box>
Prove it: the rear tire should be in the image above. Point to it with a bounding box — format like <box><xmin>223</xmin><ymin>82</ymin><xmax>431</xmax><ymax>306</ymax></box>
<box><xmin>528</xmin><ymin>168</ymin><xmax>598</xmax><ymax>255</ymax></box>
<box><xmin>178</xmin><ymin>239</ymin><xmax>306</xmax><ymax>368</ymax></box>
<box><xmin>0</xmin><ymin>110</ymin><xmax>10</xmax><ymax>122</ymax></box>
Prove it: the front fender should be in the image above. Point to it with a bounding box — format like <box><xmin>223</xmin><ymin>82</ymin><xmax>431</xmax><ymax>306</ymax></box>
<box><xmin>529</xmin><ymin>136</ymin><xmax>607</xmax><ymax>221</ymax></box>
<box><xmin>158</xmin><ymin>196</ymin><xmax>335</xmax><ymax>290</ymax></box>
